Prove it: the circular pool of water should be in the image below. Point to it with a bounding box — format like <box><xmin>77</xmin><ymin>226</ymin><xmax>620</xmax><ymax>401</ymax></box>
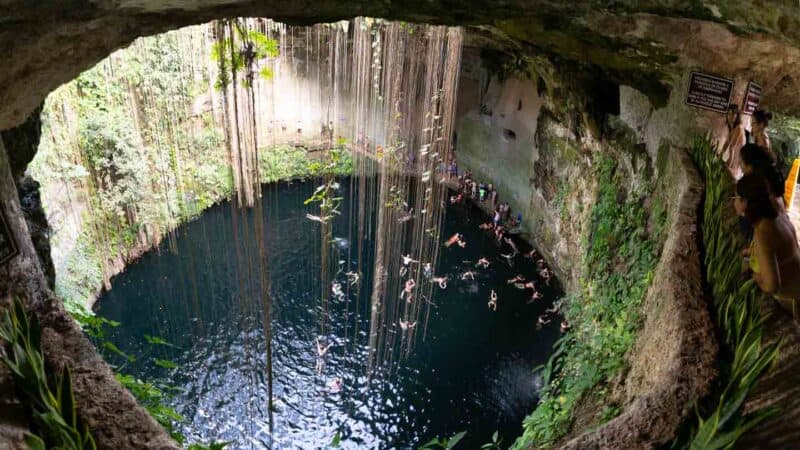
<box><xmin>96</xmin><ymin>179</ymin><xmax>561</xmax><ymax>449</ymax></box>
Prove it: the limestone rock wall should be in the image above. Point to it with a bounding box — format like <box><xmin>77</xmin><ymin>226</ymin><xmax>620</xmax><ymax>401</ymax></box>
<box><xmin>454</xmin><ymin>51</ymin><xmax>715</xmax><ymax>447</ymax></box>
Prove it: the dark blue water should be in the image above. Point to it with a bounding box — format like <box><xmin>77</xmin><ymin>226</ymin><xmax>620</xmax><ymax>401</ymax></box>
<box><xmin>96</xmin><ymin>179</ymin><xmax>561</xmax><ymax>449</ymax></box>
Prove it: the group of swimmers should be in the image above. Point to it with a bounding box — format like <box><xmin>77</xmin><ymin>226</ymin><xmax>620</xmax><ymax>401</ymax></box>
<box><xmin>450</xmin><ymin>168</ymin><xmax>523</xmax><ymax>230</ymax></box>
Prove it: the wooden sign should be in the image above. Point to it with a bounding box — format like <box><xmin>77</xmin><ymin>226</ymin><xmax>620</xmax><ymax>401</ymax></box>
<box><xmin>686</xmin><ymin>71</ymin><xmax>734</xmax><ymax>113</ymax></box>
<box><xmin>742</xmin><ymin>81</ymin><xmax>762</xmax><ymax>115</ymax></box>
<box><xmin>0</xmin><ymin>208</ymin><xmax>18</xmax><ymax>266</ymax></box>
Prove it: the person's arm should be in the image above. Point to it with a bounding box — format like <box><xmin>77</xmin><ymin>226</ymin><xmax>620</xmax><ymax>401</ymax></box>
<box><xmin>753</xmin><ymin>225</ymin><xmax>782</xmax><ymax>294</ymax></box>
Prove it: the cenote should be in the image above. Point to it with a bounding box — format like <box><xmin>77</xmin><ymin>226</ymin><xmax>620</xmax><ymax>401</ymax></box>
<box><xmin>96</xmin><ymin>179</ymin><xmax>562</xmax><ymax>448</ymax></box>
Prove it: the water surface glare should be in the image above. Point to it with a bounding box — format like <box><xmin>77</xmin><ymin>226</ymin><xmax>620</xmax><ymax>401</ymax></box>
<box><xmin>97</xmin><ymin>179</ymin><xmax>561</xmax><ymax>448</ymax></box>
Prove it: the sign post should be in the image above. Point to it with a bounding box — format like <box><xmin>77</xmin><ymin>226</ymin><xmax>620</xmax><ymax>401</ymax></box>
<box><xmin>742</xmin><ymin>81</ymin><xmax>762</xmax><ymax>115</ymax></box>
<box><xmin>686</xmin><ymin>71</ymin><xmax>734</xmax><ymax>113</ymax></box>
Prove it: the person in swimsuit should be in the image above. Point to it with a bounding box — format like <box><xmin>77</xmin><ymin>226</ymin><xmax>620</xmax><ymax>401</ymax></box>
<box><xmin>488</xmin><ymin>290</ymin><xmax>498</xmax><ymax>311</ymax></box>
<box><xmin>431</xmin><ymin>276</ymin><xmax>448</xmax><ymax>289</ymax></box>
<box><xmin>736</xmin><ymin>174</ymin><xmax>800</xmax><ymax>319</ymax></box>
<box><xmin>399</xmin><ymin>319</ymin><xmax>417</xmax><ymax>330</ymax></box>
<box><xmin>401</xmin><ymin>279</ymin><xmax>416</xmax><ymax>303</ymax></box>
<box><xmin>445</xmin><ymin>233</ymin><xmax>462</xmax><ymax>247</ymax></box>
<box><xmin>316</xmin><ymin>337</ymin><xmax>334</xmax><ymax>373</ymax></box>
<box><xmin>461</xmin><ymin>270</ymin><xmax>477</xmax><ymax>280</ymax></box>
<box><xmin>507</xmin><ymin>274</ymin><xmax>525</xmax><ymax>284</ymax></box>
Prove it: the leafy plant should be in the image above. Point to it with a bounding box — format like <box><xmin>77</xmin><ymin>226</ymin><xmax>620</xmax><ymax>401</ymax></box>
<box><xmin>418</xmin><ymin>431</ymin><xmax>467</xmax><ymax>449</ymax></box>
<box><xmin>670</xmin><ymin>136</ymin><xmax>781</xmax><ymax>449</ymax></box>
<box><xmin>481</xmin><ymin>431</ymin><xmax>503</xmax><ymax>449</ymax></box>
<box><xmin>0</xmin><ymin>297</ymin><xmax>96</xmax><ymax>449</ymax></box>
<box><xmin>514</xmin><ymin>154</ymin><xmax>663</xmax><ymax>448</ymax></box>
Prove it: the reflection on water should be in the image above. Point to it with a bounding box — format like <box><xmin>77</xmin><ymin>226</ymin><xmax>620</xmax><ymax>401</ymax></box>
<box><xmin>96</xmin><ymin>179</ymin><xmax>561</xmax><ymax>448</ymax></box>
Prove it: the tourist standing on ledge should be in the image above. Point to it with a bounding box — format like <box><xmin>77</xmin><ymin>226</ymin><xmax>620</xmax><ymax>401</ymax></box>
<box><xmin>749</xmin><ymin>109</ymin><xmax>776</xmax><ymax>164</ymax></box>
<box><xmin>736</xmin><ymin>174</ymin><xmax>800</xmax><ymax>320</ymax></box>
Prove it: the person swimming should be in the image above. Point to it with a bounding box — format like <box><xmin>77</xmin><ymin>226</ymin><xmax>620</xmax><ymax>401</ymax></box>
<box><xmin>345</xmin><ymin>271</ymin><xmax>360</xmax><ymax>286</ymax></box>
<box><xmin>539</xmin><ymin>267</ymin><xmax>552</xmax><ymax>284</ymax></box>
<box><xmin>315</xmin><ymin>337</ymin><xmax>334</xmax><ymax>373</ymax></box>
<box><xmin>524</xmin><ymin>248</ymin><xmax>538</xmax><ymax>259</ymax></box>
<box><xmin>328</xmin><ymin>377</ymin><xmax>343</xmax><ymax>393</ymax></box>
<box><xmin>536</xmin><ymin>315</ymin><xmax>551</xmax><ymax>330</ymax></box>
<box><xmin>476</xmin><ymin>257</ymin><xmax>490</xmax><ymax>269</ymax></box>
<box><xmin>488</xmin><ymin>290</ymin><xmax>498</xmax><ymax>311</ymax></box>
<box><xmin>516</xmin><ymin>281</ymin><xmax>536</xmax><ymax>291</ymax></box>
<box><xmin>431</xmin><ymin>276</ymin><xmax>448</xmax><ymax>289</ymax></box>
<box><xmin>401</xmin><ymin>278</ymin><xmax>416</xmax><ymax>303</ymax></box>
<box><xmin>503</xmin><ymin>237</ymin><xmax>519</xmax><ymax>256</ymax></box>
<box><xmin>444</xmin><ymin>233</ymin><xmax>463</xmax><ymax>247</ymax></box>
<box><xmin>399</xmin><ymin>319</ymin><xmax>417</xmax><ymax>330</ymax></box>
<box><xmin>306</xmin><ymin>213</ymin><xmax>333</xmax><ymax>224</ymax></box>
<box><xmin>500</xmin><ymin>253</ymin><xmax>514</xmax><ymax>265</ymax></box>
<box><xmin>331</xmin><ymin>282</ymin><xmax>344</xmax><ymax>300</ymax></box>
<box><xmin>423</xmin><ymin>262</ymin><xmax>433</xmax><ymax>279</ymax></box>
<box><xmin>397</xmin><ymin>208</ymin><xmax>414</xmax><ymax>223</ymax></box>
<box><xmin>461</xmin><ymin>270</ymin><xmax>477</xmax><ymax>280</ymax></box>
<box><xmin>507</xmin><ymin>274</ymin><xmax>525</xmax><ymax>284</ymax></box>
<box><xmin>457</xmin><ymin>237</ymin><xmax>467</xmax><ymax>248</ymax></box>
<box><xmin>528</xmin><ymin>290</ymin><xmax>543</xmax><ymax>304</ymax></box>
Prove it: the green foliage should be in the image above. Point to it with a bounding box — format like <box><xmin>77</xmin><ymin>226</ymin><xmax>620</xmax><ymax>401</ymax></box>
<box><xmin>329</xmin><ymin>431</ymin><xmax>341</xmax><ymax>447</ymax></box>
<box><xmin>669</xmin><ymin>136</ymin><xmax>781</xmax><ymax>449</ymax></box>
<box><xmin>211</xmin><ymin>24</ymin><xmax>279</xmax><ymax>89</ymax></box>
<box><xmin>418</xmin><ymin>431</ymin><xmax>467</xmax><ymax>449</ymax></box>
<box><xmin>514</xmin><ymin>155</ymin><xmax>662</xmax><ymax>448</ymax></box>
<box><xmin>481</xmin><ymin>431</ymin><xmax>503</xmax><ymax>449</ymax></box>
<box><xmin>0</xmin><ymin>298</ymin><xmax>96</xmax><ymax>449</ymax></box>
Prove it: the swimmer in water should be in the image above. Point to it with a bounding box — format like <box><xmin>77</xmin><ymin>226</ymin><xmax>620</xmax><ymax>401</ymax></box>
<box><xmin>476</xmin><ymin>257</ymin><xmax>490</xmax><ymax>269</ymax></box>
<box><xmin>524</xmin><ymin>248</ymin><xmax>538</xmax><ymax>259</ymax></box>
<box><xmin>503</xmin><ymin>237</ymin><xmax>519</xmax><ymax>256</ymax></box>
<box><xmin>431</xmin><ymin>276</ymin><xmax>448</xmax><ymax>289</ymax></box>
<box><xmin>488</xmin><ymin>290</ymin><xmax>498</xmax><ymax>311</ymax></box>
<box><xmin>536</xmin><ymin>315</ymin><xmax>551</xmax><ymax>330</ymax></box>
<box><xmin>423</xmin><ymin>262</ymin><xmax>433</xmax><ymax>279</ymax></box>
<box><xmin>315</xmin><ymin>337</ymin><xmax>334</xmax><ymax>373</ymax></box>
<box><xmin>401</xmin><ymin>278</ymin><xmax>416</xmax><ymax>303</ymax></box>
<box><xmin>399</xmin><ymin>319</ymin><xmax>417</xmax><ymax>330</ymax></box>
<box><xmin>540</xmin><ymin>267</ymin><xmax>552</xmax><ymax>285</ymax></box>
<box><xmin>461</xmin><ymin>270</ymin><xmax>477</xmax><ymax>281</ymax></box>
<box><xmin>500</xmin><ymin>253</ymin><xmax>514</xmax><ymax>265</ymax></box>
<box><xmin>345</xmin><ymin>271</ymin><xmax>360</xmax><ymax>286</ymax></box>
<box><xmin>457</xmin><ymin>238</ymin><xmax>467</xmax><ymax>248</ymax></box>
<box><xmin>507</xmin><ymin>274</ymin><xmax>526</xmax><ymax>284</ymax></box>
<box><xmin>400</xmin><ymin>254</ymin><xmax>418</xmax><ymax>276</ymax></box>
<box><xmin>306</xmin><ymin>213</ymin><xmax>332</xmax><ymax>224</ymax></box>
<box><xmin>401</xmin><ymin>254</ymin><xmax>418</xmax><ymax>266</ymax></box>
<box><xmin>331</xmin><ymin>282</ymin><xmax>344</xmax><ymax>299</ymax></box>
<box><xmin>527</xmin><ymin>290</ymin><xmax>543</xmax><ymax>304</ymax></box>
<box><xmin>516</xmin><ymin>281</ymin><xmax>537</xmax><ymax>291</ymax></box>
<box><xmin>560</xmin><ymin>321</ymin><xmax>570</xmax><ymax>333</ymax></box>
<box><xmin>328</xmin><ymin>377</ymin><xmax>343</xmax><ymax>393</ymax></box>
<box><xmin>444</xmin><ymin>233</ymin><xmax>462</xmax><ymax>247</ymax></box>
<box><xmin>398</xmin><ymin>208</ymin><xmax>414</xmax><ymax>223</ymax></box>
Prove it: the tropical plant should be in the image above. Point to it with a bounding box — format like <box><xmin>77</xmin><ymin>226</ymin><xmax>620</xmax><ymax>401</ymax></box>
<box><xmin>418</xmin><ymin>431</ymin><xmax>467</xmax><ymax>449</ymax></box>
<box><xmin>0</xmin><ymin>297</ymin><xmax>96</xmax><ymax>449</ymax></box>
<box><xmin>481</xmin><ymin>431</ymin><xmax>503</xmax><ymax>449</ymax></box>
<box><xmin>514</xmin><ymin>153</ymin><xmax>663</xmax><ymax>448</ymax></box>
<box><xmin>672</xmin><ymin>136</ymin><xmax>781</xmax><ymax>449</ymax></box>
